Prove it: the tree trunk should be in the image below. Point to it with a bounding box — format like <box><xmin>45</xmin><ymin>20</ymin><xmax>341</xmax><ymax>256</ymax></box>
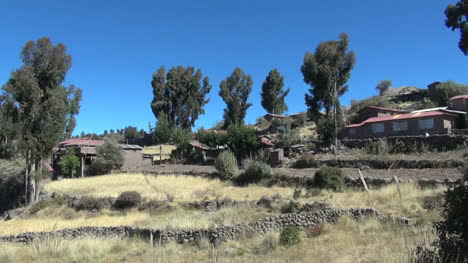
<box><xmin>334</xmin><ymin>81</ymin><xmax>338</xmax><ymax>153</ymax></box>
<box><xmin>25</xmin><ymin>150</ymin><xmax>36</xmax><ymax>205</ymax></box>
<box><xmin>33</xmin><ymin>159</ymin><xmax>42</xmax><ymax>201</ymax></box>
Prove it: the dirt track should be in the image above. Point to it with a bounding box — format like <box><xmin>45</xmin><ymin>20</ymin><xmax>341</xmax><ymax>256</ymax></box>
<box><xmin>138</xmin><ymin>164</ymin><xmax>463</xmax><ymax>181</ymax></box>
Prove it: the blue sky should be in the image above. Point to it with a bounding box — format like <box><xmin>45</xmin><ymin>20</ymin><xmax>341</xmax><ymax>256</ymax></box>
<box><xmin>1</xmin><ymin>0</ymin><xmax>467</xmax><ymax>135</ymax></box>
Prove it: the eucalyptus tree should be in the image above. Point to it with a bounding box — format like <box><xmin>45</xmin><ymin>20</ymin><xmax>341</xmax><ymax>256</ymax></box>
<box><xmin>2</xmin><ymin>37</ymin><xmax>82</xmax><ymax>204</ymax></box>
<box><xmin>301</xmin><ymin>33</ymin><xmax>356</xmax><ymax>146</ymax></box>
<box><xmin>261</xmin><ymin>69</ymin><xmax>290</xmax><ymax>114</ymax></box>
<box><xmin>219</xmin><ymin>68</ymin><xmax>253</xmax><ymax>128</ymax></box>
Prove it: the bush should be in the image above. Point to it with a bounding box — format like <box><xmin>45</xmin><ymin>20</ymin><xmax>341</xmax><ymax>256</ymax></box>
<box><xmin>73</xmin><ymin>196</ymin><xmax>113</xmax><ymax>211</ymax></box>
<box><xmin>279</xmin><ymin>226</ymin><xmax>301</xmax><ymax>246</ymax></box>
<box><xmin>365</xmin><ymin>138</ymin><xmax>389</xmax><ymax>155</ymax></box>
<box><xmin>30</xmin><ymin>196</ymin><xmax>69</xmax><ymax>214</ymax></box>
<box><xmin>256</xmin><ymin>117</ymin><xmax>270</xmax><ymax>130</ymax></box>
<box><xmin>280</xmin><ymin>200</ymin><xmax>301</xmax><ymax>213</ymax></box>
<box><xmin>114</xmin><ymin>191</ymin><xmax>142</xmax><ymax>210</ymax></box>
<box><xmin>138</xmin><ymin>199</ymin><xmax>173</xmax><ymax>215</ymax></box>
<box><xmin>88</xmin><ymin>139</ymin><xmax>124</xmax><ymax>175</ymax></box>
<box><xmin>293</xmin><ymin>153</ymin><xmax>317</xmax><ymax>168</ymax></box>
<box><xmin>215</xmin><ymin>150</ymin><xmax>238</xmax><ymax>180</ymax></box>
<box><xmin>235</xmin><ymin>158</ymin><xmax>271</xmax><ymax>184</ymax></box>
<box><xmin>304</xmin><ymin>224</ymin><xmax>325</xmax><ymax>238</ymax></box>
<box><xmin>313</xmin><ymin>166</ymin><xmax>345</xmax><ymax>191</ymax></box>
<box><xmin>227</xmin><ymin>123</ymin><xmax>259</xmax><ymax>160</ymax></box>
<box><xmin>0</xmin><ymin>159</ymin><xmax>25</xmax><ymax>212</ymax></box>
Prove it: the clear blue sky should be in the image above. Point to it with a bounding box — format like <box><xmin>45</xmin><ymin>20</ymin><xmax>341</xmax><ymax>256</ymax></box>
<box><xmin>1</xmin><ymin>0</ymin><xmax>467</xmax><ymax>135</ymax></box>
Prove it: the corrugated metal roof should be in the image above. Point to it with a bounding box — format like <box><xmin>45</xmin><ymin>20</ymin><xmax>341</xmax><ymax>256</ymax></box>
<box><xmin>347</xmin><ymin>110</ymin><xmax>458</xmax><ymax>128</ymax></box>
<box><xmin>120</xmin><ymin>144</ymin><xmax>143</xmax><ymax>150</ymax></box>
<box><xmin>59</xmin><ymin>138</ymin><xmax>105</xmax><ymax>147</ymax></box>
<box><xmin>450</xmin><ymin>94</ymin><xmax>468</xmax><ymax>100</ymax></box>
<box><xmin>357</xmin><ymin>106</ymin><xmax>408</xmax><ymax>113</ymax></box>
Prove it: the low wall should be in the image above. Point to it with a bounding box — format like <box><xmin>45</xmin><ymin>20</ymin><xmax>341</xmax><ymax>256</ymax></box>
<box><xmin>340</xmin><ymin>135</ymin><xmax>468</xmax><ymax>150</ymax></box>
<box><xmin>0</xmin><ymin>203</ymin><xmax>408</xmax><ymax>245</ymax></box>
<box><xmin>313</xmin><ymin>159</ymin><xmax>463</xmax><ymax>169</ymax></box>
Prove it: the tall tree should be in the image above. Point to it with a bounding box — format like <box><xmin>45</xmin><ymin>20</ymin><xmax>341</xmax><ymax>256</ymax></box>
<box><xmin>150</xmin><ymin>66</ymin><xmax>212</xmax><ymax>129</ymax></box>
<box><xmin>219</xmin><ymin>68</ymin><xmax>253</xmax><ymax>128</ymax></box>
<box><xmin>376</xmin><ymin>80</ymin><xmax>392</xmax><ymax>95</ymax></box>
<box><xmin>261</xmin><ymin>69</ymin><xmax>290</xmax><ymax>114</ymax></box>
<box><xmin>1</xmin><ymin>37</ymin><xmax>82</xmax><ymax>204</ymax></box>
<box><xmin>301</xmin><ymin>33</ymin><xmax>356</xmax><ymax>147</ymax></box>
<box><xmin>445</xmin><ymin>0</ymin><xmax>468</xmax><ymax>55</ymax></box>
<box><xmin>0</xmin><ymin>95</ymin><xmax>20</xmax><ymax>159</ymax></box>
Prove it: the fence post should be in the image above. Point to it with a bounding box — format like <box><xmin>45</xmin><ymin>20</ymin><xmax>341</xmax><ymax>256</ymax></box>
<box><xmin>358</xmin><ymin>169</ymin><xmax>373</xmax><ymax>205</ymax></box>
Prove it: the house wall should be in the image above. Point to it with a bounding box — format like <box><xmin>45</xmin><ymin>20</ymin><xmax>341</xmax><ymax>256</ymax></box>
<box><xmin>121</xmin><ymin>149</ymin><xmax>144</xmax><ymax>170</ymax></box>
<box><xmin>450</xmin><ymin>98</ymin><xmax>468</xmax><ymax>112</ymax></box>
<box><xmin>346</xmin><ymin>115</ymin><xmax>458</xmax><ymax>139</ymax></box>
<box><xmin>357</xmin><ymin>108</ymin><xmax>400</xmax><ymax>123</ymax></box>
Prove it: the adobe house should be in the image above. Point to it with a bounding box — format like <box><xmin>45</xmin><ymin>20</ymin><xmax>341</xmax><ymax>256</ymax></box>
<box><xmin>449</xmin><ymin>94</ymin><xmax>468</xmax><ymax>112</ymax></box>
<box><xmin>263</xmin><ymin>113</ymin><xmax>287</xmax><ymax>122</ymax></box>
<box><xmin>345</xmin><ymin>111</ymin><xmax>459</xmax><ymax>139</ymax></box>
<box><xmin>53</xmin><ymin>138</ymin><xmax>144</xmax><ymax>177</ymax></box>
<box><xmin>356</xmin><ymin>106</ymin><xmax>409</xmax><ymax>124</ymax></box>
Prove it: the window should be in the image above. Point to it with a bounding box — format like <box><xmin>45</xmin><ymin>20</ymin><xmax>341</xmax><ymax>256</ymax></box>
<box><xmin>349</xmin><ymin>128</ymin><xmax>357</xmax><ymax>135</ymax></box>
<box><xmin>392</xmin><ymin>121</ymin><xmax>408</xmax><ymax>132</ymax></box>
<box><xmin>418</xmin><ymin>118</ymin><xmax>434</xmax><ymax>129</ymax></box>
<box><xmin>371</xmin><ymin>123</ymin><xmax>384</xmax><ymax>133</ymax></box>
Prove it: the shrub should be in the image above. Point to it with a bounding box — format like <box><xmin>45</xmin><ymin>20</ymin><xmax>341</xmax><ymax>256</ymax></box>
<box><xmin>88</xmin><ymin>138</ymin><xmax>124</xmax><ymax>175</ymax></box>
<box><xmin>227</xmin><ymin>123</ymin><xmax>259</xmax><ymax>160</ymax></box>
<box><xmin>432</xmin><ymin>173</ymin><xmax>467</xmax><ymax>261</ymax></box>
<box><xmin>58</xmin><ymin>148</ymin><xmax>80</xmax><ymax>178</ymax></box>
<box><xmin>215</xmin><ymin>150</ymin><xmax>238</xmax><ymax>180</ymax></box>
<box><xmin>254</xmin><ymin>232</ymin><xmax>279</xmax><ymax>254</ymax></box>
<box><xmin>0</xmin><ymin>159</ymin><xmax>24</xmax><ymax>212</ymax></box>
<box><xmin>235</xmin><ymin>158</ymin><xmax>272</xmax><ymax>184</ymax></box>
<box><xmin>73</xmin><ymin>196</ymin><xmax>113</xmax><ymax>211</ymax></box>
<box><xmin>280</xmin><ymin>200</ymin><xmax>301</xmax><ymax>213</ymax></box>
<box><xmin>279</xmin><ymin>226</ymin><xmax>301</xmax><ymax>246</ymax></box>
<box><xmin>304</xmin><ymin>224</ymin><xmax>325</xmax><ymax>238</ymax></box>
<box><xmin>365</xmin><ymin>138</ymin><xmax>389</xmax><ymax>155</ymax></box>
<box><xmin>138</xmin><ymin>199</ymin><xmax>173</xmax><ymax>215</ymax></box>
<box><xmin>30</xmin><ymin>196</ymin><xmax>69</xmax><ymax>214</ymax></box>
<box><xmin>256</xmin><ymin>117</ymin><xmax>270</xmax><ymax>130</ymax></box>
<box><xmin>114</xmin><ymin>191</ymin><xmax>142</xmax><ymax>210</ymax></box>
<box><xmin>293</xmin><ymin>153</ymin><xmax>317</xmax><ymax>168</ymax></box>
<box><xmin>313</xmin><ymin>166</ymin><xmax>345</xmax><ymax>191</ymax></box>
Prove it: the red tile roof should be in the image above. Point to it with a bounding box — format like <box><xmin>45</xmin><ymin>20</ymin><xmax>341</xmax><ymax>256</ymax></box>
<box><xmin>450</xmin><ymin>94</ymin><xmax>468</xmax><ymax>100</ymax></box>
<box><xmin>59</xmin><ymin>138</ymin><xmax>105</xmax><ymax>147</ymax></box>
<box><xmin>260</xmin><ymin>137</ymin><xmax>274</xmax><ymax>146</ymax></box>
<box><xmin>358</xmin><ymin>106</ymin><xmax>408</xmax><ymax>113</ymax></box>
<box><xmin>347</xmin><ymin>110</ymin><xmax>457</xmax><ymax>128</ymax></box>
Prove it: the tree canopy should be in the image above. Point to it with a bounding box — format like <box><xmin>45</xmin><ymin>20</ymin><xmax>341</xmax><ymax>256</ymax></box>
<box><xmin>375</xmin><ymin>80</ymin><xmax>392</xmax><ymax>96</ymax></box>
<box><xmin>260</xmin><ymin>69</ymin><xmax>290</xmax><ymax>114</ymax></box>
<box><xmin>301</xmin><ymin>33</ymin><xmax>356</xmax><ymax>146</ymax></box>
<box><xmin>150</xmin><ymin>65</ymin><xmax>212</xmax><ymax>129</ymax></box>
<box><xmin>1</xmin><ymin>37</ymin><xmax>82</xmax><ymax>203</ymax></box>
<box><xmin>445</xmin><ymin>0</ymin><xmax>468</xmax><ymax>55</ymax></box>
<box><xmin>219</xmin><ymin>68</ymin><xmax>253</xmax><ymax>128</ymax></box>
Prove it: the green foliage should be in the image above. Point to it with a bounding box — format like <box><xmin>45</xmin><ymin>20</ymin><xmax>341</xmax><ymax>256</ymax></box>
<box><xmin>227</xmin><ymin>123</ymin><xmax>259</xmax><ymax>160</ymax></box>
<box><xmin>375</xmin><ymin>80</ymin><xmax>392</xmax><ymax>95</ymax></box>
<box><xmin>214</xmin><ymin>150</ymin><xmax>238</xmax><ymax>180</ymax></box>
<box><xmin>280</xmin><ymin>200</ymin><xmax>301</xmax><ymax>213</ymax></box>
<box><xmin>302</xmin><ymin>33</ymin><xmax>355</xmax><ymax>146</ymax></box>
<box><xmin>255</xmin><ymin>117</ymin><xmax>270</xmax><ymax>130</ymax></box>
<box><xmin>1</xmin><ymin>37</ymin><xmax>82</xmax><ymax>204</ymax></box>
<box><xmin>314</xmin><ymin>166</ymin><xmax>345</xmax><ymax>191</ymax></box>
<box><xmin>432</xmin><ymin>172</ymin><xmax>468</xmax><ymax>261</ymax></box>
<box><xmin>58</xmin><ymin>148</ymin><xmax>80</xmax><ymax>178</ymax></box>
<box><xmin>316</xmin><ymin>117</ymin><xmax>335</xmax><ymax>146</ymax></box>
<box><xmin>114</xmin><ymin>191</ymin><xmax>142</xmax><ymax>210</ymax></box>
<box><xmin>365</xmin><ymin>138</ymin><xmax>390</xmax><ymax>155</ymax></box>
<box><xmin>445</xmin><ymin>1</ymin><xmax>468</xmax><ymax>55</ymax></box>
<box><xmin>88</xmin><ymin>139</ymin><xmax>124</xmax><ymax>176</ymax></box>
<box><xmin>348</xmin><ymin>95</ymin><xmax>397</xmax><ymax>123</ymax></box>
<box><xmin>236</xmin><ymin>158</ymin><xmax>272</xmax><ymax>184</ymax></box>
<box><xmin>279</xmin><ymin>226</ymin><xmax>302</xmax><ymax>246</ymax></box>
<box><xmin>151</xmin><ymin>112</ymin><xmax>172</xmax><ymax>144</ymax></box>
<box><xmin>293</xmin><ymin>153</ymin><xmax>318</xmax><ymax>168</ymax></box>
<box><xmin>196</xmin><ymin>129</ymin><xmax>228</xmax><ymax>148</ymax></box>
<box><xmin>170</xmin><ymin>127</ymin><xmax>192</xmax><ymax>161</ymax></box>
<box><xmin>219</xmin><ymin>68</ymin><xmax>253</xmax><ymax>127</ymax></box>
<box><xmin>0</xmin><ymin>159</ymin><xmax>25</xmax><ymax>212</ymax></box>
<box><xmin>428</xmin><ymin>80</ymin><xmax>468</xmax><ymax>106</ymax></box>
<box><xmin>151</xmin><ymin>65</ymin><xmax>212</xmax><ymax>129</ymax></box>
<box><xmin>260</xmin><ymin>69</ymin><xmax>290</xmax><ymax>114</ymax></box>
<box><xmin>0</xmin><ymin>95</ymin><xmax>19</xmax><ymax>159</ymax></box>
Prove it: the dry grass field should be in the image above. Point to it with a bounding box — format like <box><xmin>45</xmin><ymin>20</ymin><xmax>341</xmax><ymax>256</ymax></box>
<box><xmin>0</xmin><ymin>217</ymin><xmax>434</xmax><ymax>263</ymax></box>
<box><xmin>142</xmin><ymin>145</ymin><xmax>176</xmax><ymax>161</ymax></box>
<box><xmin>45</xmin><ymin>173</ymin><xmax>294</xmax><ymax>201</ymax></box>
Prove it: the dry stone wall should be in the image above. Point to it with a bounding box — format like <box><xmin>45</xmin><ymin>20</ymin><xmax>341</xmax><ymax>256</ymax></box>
<box><xmin>0</xmin><ymin>203</ymin><xmax>408</xmax><ymax>245</ymax></box>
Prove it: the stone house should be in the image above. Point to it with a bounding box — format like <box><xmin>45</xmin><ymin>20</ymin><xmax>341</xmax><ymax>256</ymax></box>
<box><xmin>53</xmin><ymin>138</ymin><xmax>144</xmax><ymax>177</ymax></box>
<box><xmin>449</xmin><ymin>94</ymin><xmax>468</xmax><ymax>112</ymax></box>
<box><xmin>345</xmin><ymin>111</ymin><xmax>459</xmax><ymax>139</ymax></box>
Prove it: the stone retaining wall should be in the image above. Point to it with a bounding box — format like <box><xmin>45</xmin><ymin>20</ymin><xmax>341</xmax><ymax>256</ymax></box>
<box><xmin>0</xmin><ymin>203</ymin><xmax>407</xmax><ymax>245</ymax></box>
<box><xmin>340</xmin><ymin>135</ymin><xmax>468</xmax><ymax>150</ymax></box>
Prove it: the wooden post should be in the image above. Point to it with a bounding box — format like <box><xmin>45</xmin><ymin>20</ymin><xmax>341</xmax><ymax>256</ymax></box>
<box><xmin>81</xmin><ymin>155</ymin><xmax>85</xmax><ymax>177</ymax></box>
<box><xmin>358</xmin><ymin>169</ymin><xmax>373</xmax><ymax>205</ymax></box>
<box><xmin>159</xmin><ymin>144</ymin><xmax>162</xmax><ymax>164</ymax></box>
<box><xmin>393</xmin><ymin>175</ymin><xmax>403</xmax><ymax>207</ymax></box>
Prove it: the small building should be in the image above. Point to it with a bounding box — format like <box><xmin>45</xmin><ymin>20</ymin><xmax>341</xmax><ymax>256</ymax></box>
<box><xmin>263</xmin><ymin>113</ymin><xmax>287</xmax><ymax>122</ymax></box>
<box><xmin>345</xmin><ymin>111</ymin><xmax>459</xmax><ymax>139</ymax></box>
<box><xmin>356</xmin><ymin>106</ymin><xmax>408</xmax><ymax>124</ymax></box>
<box><xmin>269</xmin><ymin>148</ymin><xmax>284</xmax><ymax>167</ymax></box>
<box><xmin>53</xmin><ymin>138</ymin><xmax>144</xmax><ymax>177</ymax></box>
<box><xmin>449</xmin><ymin>94</ymin><xmax>468</xmax><ymax>112</ymax></box>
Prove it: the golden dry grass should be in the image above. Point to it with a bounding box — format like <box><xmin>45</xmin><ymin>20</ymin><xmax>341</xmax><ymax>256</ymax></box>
<box><xmin>0</xmin><ymin>204</ymin><xmax>269</xmax><ymax>236</ymax></box>
<box><xmin>0</xmin><ymin>217</ymin><xmax>434</xmax><ymax>263</ymax></box>
<box><xmin>45</xmin><ymin>173</ymin><xmax>293</xmax><ymax>201</ymax></box>
<box><xmin>142</xmin><ymin>145</ymin><xmax>176</xmax><ymax>161</ymax></box>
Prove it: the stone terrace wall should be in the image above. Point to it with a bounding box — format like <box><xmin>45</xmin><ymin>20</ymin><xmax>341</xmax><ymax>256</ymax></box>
<box><xmin>340</xmin><ymin>134</ymin><xmax>468</xmax><ymax>150</ymax></box>
<box><xmin>0</xmin><ymin>204</ymin><xmax>407</xmax><ymax>245</ymax></box>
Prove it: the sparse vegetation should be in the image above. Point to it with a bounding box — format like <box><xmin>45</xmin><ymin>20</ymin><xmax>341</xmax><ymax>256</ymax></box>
<box><xmin>215</xmin><ymin>150</ymin><xmax>238</xmax><ymax>180</ymax></box>
<box><xmin>313</xmin><ymin>166</ymin><xmax>345</xmax><ymax>192</ymax></box>
<box><xmin>280</xmin><ymin>226</ymin><xmax>302</xmax><ymax>246</ymax></box>
<box><xmin>236</xmin><ymin>158</ymin><xmax>272</xmax><ymax>184</ymax></box>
